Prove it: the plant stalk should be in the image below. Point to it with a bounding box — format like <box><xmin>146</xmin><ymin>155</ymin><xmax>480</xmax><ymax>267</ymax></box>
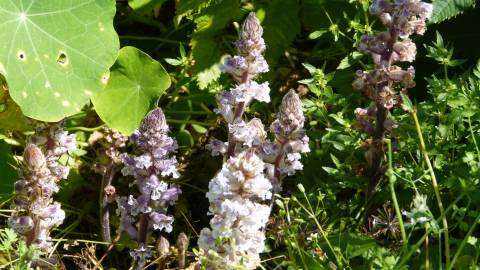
<box><xmin>412</xmin><ymin>110</ymin><xmax>450</xmax><ymax>268</ymax></box>
<box><xmin>386</xmin><ymin>139</ymin><xmax>407</xmax><ymax>251</ymax></box>
<box><xmin>99</xmin><ymin>161</ymin><xmax>115</xmax><ymax>243</ymax></box>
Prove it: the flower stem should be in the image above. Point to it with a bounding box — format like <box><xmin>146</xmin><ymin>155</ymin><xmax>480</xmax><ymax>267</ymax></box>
<box><xmin>412</xmin><ymin>110</ymin><xmax>450</xmax><ymax>268</ymax></box>
<box><xmin>99</xmin><ymin>161</ymin><xmax>115</xmax><ymax>243</ymax></box>
<box><xmin>386</xmin><ymin>139</ymin><xmax>407</xmax><ymax>251</ymax></box>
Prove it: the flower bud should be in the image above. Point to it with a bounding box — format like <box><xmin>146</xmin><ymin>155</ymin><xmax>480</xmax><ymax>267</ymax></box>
<box><xmin>157</xmin><ymin>236</ymin><xmax>170</xmax><ymax>256</ymax></box>
<box><xmin>141</xmin><ymin>108</ymin><xmax>168</xmax><ymax>134</ymax></box>
<box><xmin>277</xmin><ymin>89</ymin><xmax>304</xmax><ymax>134</ymax></box>
<box><xmin>241</xmin><ymin>12</ymin><xmax>263</xmax><ymax>42</ymax></box>
<box><xmin>23</xmin><ymin>143</ymin><xmax>46</xmax><ymax>172</ymax></box>
<box><xmin>177</xmin><ymin>232</ymin><xmax>189</xmax><ymax>268</ymax></box>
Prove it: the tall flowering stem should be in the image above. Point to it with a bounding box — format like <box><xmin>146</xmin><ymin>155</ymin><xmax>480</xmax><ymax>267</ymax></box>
<box><xmin>353</xmin><ymin>0</ymin><xmax>432</xmax><ymax>196</ymax></box>
<box><xmin>200</xmin><ymin>12</ymin><xmax>309</xmax><ymax>269</ymax></box>
<box><xmin>216</xmin><ymin>12</ymin><xmax>270</xmax><ymax>158</ymax></box>
<box><xmin>116</xmin><ymin>108</ymin><xmax>181</xmax><ymax>269</ymax></box>
<box><xmin>9</xmin><ymin>125</ymin><xmax>76</xmax><ymax>254</ymax></box>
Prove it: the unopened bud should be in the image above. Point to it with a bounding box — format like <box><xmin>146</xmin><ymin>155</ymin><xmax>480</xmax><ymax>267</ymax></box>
<box><xmin>177</xmin><ymin>232</ymin><xmax>189</xmax><ymax>269</ymax></box>
<box><xmin>157</xmin><ymin>236</ymin><xmax>170</xmax><ymax>256</ymax></box>
<box><xmin>277</xmin><ymin>89</ymin><xmax>304</xmax><ymax>133</ymax></box>
<box><xmin>240</xmin><ymin>12</ymin><xmax>263</xmax><ymax>43</ymax></box>
<box><xmin>141</xmin><ymin>108</ymin><xmax>168</xmax><ymax>133</ymax></box>
<box><xmin>23</xmin><ymin>144</ymin><xmax>46</xmax><ymax>172</ymax></box>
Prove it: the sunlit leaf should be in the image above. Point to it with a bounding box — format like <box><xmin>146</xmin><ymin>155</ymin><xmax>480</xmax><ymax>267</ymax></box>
<box><xmin>91</xmin><ymin>46</ymin><xmax>171</xmax><ymax>135</ymax></box>
<box><xmin>0</xmin><ymin>0</ymin><xmax>119</xmax><ymax>121</ymax></box>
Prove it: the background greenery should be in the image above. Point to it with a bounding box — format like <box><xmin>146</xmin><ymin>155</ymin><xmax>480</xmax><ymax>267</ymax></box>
<box><xmin>1</xmin><ymin>0</ymin><xmax>480</xmax><ymax>269</ymax></box>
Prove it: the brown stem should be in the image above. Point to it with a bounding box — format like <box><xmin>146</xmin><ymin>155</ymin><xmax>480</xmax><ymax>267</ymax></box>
<box><xmin>99</xmin><ymin>161</ymin><xmax>115</xmax><ymax>242</ymax></box>
<box><xmin>225</xmin><ymin>72</ymin><xmax>249</xmax><ymax>159</ymax></box>
<box><xmin>366</xmin><ymin>27</ymin><xmax>398</xmax><ymax>197</ymax></box>
<box><xmin>138</xmin><ymin>213</ymin><xmax>149</xmax><ymax>245</ymax></box>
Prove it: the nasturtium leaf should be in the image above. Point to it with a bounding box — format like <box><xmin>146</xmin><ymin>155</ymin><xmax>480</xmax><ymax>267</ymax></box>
<box><xmin>0</xmin><ymin>0</ymin><xmax>119</xmax><ymax>121</ymax></box>
<box><xmin>91</xmin><ymin>46</ymin><xmax>171</xmax><ymax>135</ymax></box>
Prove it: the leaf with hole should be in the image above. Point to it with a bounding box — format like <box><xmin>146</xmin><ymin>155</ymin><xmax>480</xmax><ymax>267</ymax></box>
<box><xmin>91</xmin><ymin>46</ymin><xmax>171</xmax><ymax>135</ymax></box>
<box><xmin>0</xmin><ymin>0</ymin><xmax>119</xmax><ymax>121</ymax></box>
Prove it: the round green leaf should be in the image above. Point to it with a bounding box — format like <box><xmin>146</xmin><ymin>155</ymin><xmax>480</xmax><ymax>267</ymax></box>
<box><xmin>0</xmin><ymin>0</ymin><xmax>119</xmax><ymax>121</ymax></box>
<box><xmin>91</xmin><ymin>46</ymin><xmax>171</xmax><ymax>135</ymax></box>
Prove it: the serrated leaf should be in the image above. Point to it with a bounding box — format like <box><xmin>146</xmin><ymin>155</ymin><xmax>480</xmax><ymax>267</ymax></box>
<box><xmin>263</xmin><ymin>0</ymin><xmax>300</xmax><ymax>67</ymax></box>
<box><xmin>189</xmin><ymin>0</ymin><xmax>241</xmax><ymax>89</ymax></box>
<box><xmin>473</xmin><ymin>58</ymin><xmax>480</xmax><ymax>79</ymax></box>
<box><xmin>429</xmin><ymin>0</ymin><xmax>476</xmax><ymax>24</ymax></box>
<box><xmin>91</xmin><ymin>46</ymin><xmax>171</xmax><ymax>135</ymax></box>
<box><xmin>175</xmin><ymin>0</ymin><xmax>214</xmax><ymax>23</ymax></box>
<box><xmin>0</xmin><ymin>0</ymin><xmax>119</xmax><ymax>121</ymax></box>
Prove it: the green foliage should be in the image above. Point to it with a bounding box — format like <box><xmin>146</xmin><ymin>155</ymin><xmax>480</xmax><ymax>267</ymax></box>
<box><xmin>0</xmin><ymin>0</ymin><xmax>479</xmax><ymax>269</ymax></box>
<box><xmin>430</xmin><ymin>0</ymin><xmax>477</xmax><ymax>24</ymax></box>
<box><xmin>0</xmin><ymin>140</ymin><xmax>17</xmax><ymax>195</ymax></box>
<box><xmin>189</xmin><ymin>0</ymin><xmax>242</xmax><ymax>89</ymax></box>
<box><xmin>262</xmin><ymin>0</ymin><xmax>300</xmax><ymax>67</ymax></box>
<box><xmin>128</xmin><ymin>0</ymin><xmax>166</xmax><ymax>13</ymax></box>
<box><xmin>0</xmin><ymin>0</ymin><xmax>119</xmax><ymax>121</ymax></box>
<box><xmin>0</xmin><ymin>228</ymin><xmax>40</xmax><ymax>269</ymax></box>
<box><xmin>92</xmin><ymin>46</ymin><xmax>171</xmax><ymax>135</ymax></box>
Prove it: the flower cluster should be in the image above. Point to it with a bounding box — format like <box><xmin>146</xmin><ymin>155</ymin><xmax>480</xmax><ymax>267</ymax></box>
<box><xmin>268</xmin><ymin>90</ymin><xmax>310</xmax><ymax>190</ymax></box>
<box><xmin>9</xmin><ymin>126</ymin><xmax>76</xmax><ymax>253</ymax></box>
<box><xmin>200</xmin><ymin>12</ymin><xmax>309</xmax><ymax>269</ymax></box>
<box><xmin>353</xmin><ymin>0</ymin><xmax>432</xmax><ymax>195</ymax></box>
<box><xmin>213</xmin><ymin>12</ymin><xmax>270</xmax><ymax>159</ymax></box>
<box><xmin>116</xmin><ymin>108</ymin><xmax>181</xmax><ymax>268</ymax></box>
<box><xmin>198</xmin><ymin>150</ymin><xmax>272</xmax><ymax>269</ymax></box>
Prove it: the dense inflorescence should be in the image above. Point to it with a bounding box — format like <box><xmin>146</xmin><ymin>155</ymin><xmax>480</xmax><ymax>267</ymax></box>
<box><xmin>199</xmin><ymin>12</ymin><xmax>309</xmax><ymax>269</ymax></box>
<box><xmin>116</xmin><ymin>108</ymin><xmax>181</xmax><ymax>268</ymax></box>
<box><xmin>353</xmin><ymin>0</ymin><xmax>432</xmax><ymax>195</ymax></box>
<box><xmin>9</xmin><ymin>126</ymin><xmax>76</xmax><ymax>253</ymax></box>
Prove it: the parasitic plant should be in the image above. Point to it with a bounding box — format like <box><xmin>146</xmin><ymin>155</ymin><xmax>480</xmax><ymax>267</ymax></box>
<box><xmin>199</xmin><ymin>12</ymin><xmax>309</xmax><ymax>269</ymax></box>
<box><xmin>352</xmin><ymin>0</ymin><xmax>432</xmax><ymax>196</ymax></box>
<box><xmin>116</xmin><ymin>108</ymin><xmax>181</xmax><ymax>269</ymax></box>
<box><xmin>9</xmin><ymin>125</ymin><xmax>76</xmax><ymax>254</ymax></box>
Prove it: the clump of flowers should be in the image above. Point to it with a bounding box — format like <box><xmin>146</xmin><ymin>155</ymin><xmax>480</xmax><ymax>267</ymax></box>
<box><xmin>199</xmin><ymin>12</ymin><xmax>309</xmax><ymax>269</ymax></box>
<box><xmin>116</xmin><ymin>108</ymin><xmax>181</xmax><ymax>269</ymax></box>
<box><xmin>9</xmin><ymin>126</ymin><xmax>76</xmax><ymax>253</ymax></box>
<box><xmin>353</xmin><ymin>0</ymin><xmax>432</xmax><ymax>195</ymax></box>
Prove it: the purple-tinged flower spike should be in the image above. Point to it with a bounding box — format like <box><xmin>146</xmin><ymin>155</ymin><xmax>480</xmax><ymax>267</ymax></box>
<box><xmin>9</xmin><ymin>129</ymin><xmax>76</xmax><ymax>253</ymax></box>
<box><xmin>200</xmin><ymin>15</ymin><xmax>310</xmax><ymax>269</ymax></box>
<box><xmin>354</xmin><ymin>0</ymin><xmax>432</xmax><ymax>196</ymax></box>
<box><xmin>198</xmin><ymin>150</ymin><xmax>272</xmax><ymax>269</ymax></box>
<box><xmin>116</xmin><ymin>108</ymin><xmax>181</xmax><ymax>269</ymax></box>
<box><xmin>211</xmin><ymin>12</ymin><xmax>271</xmax><ymax>159</ymax></box>
<box><xmin>269</xmin><ymin>90</ymin><xmax>309</xmax><ymax>191</ymax></box>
